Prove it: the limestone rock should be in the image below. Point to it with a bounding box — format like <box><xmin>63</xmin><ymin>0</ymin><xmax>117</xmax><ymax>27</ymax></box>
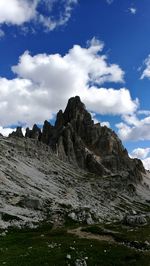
<box><xmin>55</xmin><ymin>110</ymin><xmax>64</xmax><ymax>130</ymax></box>
<box><xmin>49</xmin><ymin>96</ymin><xmax>145</xmax><ymax>181</ymax></box>
<box><xmin>123</xmin><ymin>214</ymin><xmax>147</xmax><ymax>226</ymax></box>
<box><xmin>75</xmin><ymin>259</ymin><xmax>87</xmax><ymax>266</ymax></box>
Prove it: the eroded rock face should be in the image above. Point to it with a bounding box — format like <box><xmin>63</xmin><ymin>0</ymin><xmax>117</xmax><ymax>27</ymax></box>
<box><xmin>123</xmin><ymin>214</ymin><xmax>147</xmax><ymax>226</ymax></box>
<box><xmin>49</xmin><ymin>96</ymin><xmax>145</xmax><ymax>181</ymax></box>
<box><xmin>41</xmin><ymin>120</ymin><xmax>54</xmax><ymax>146</ymax></box>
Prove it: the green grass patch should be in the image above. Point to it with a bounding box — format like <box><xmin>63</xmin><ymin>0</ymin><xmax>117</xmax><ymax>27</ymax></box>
<box><xmin>0</xmin><ymin>224</ymin><xmax>150</xmax><ymax>265</ymax></box>
<box><xmin>82</xmin><ymin>223</ymin><xmax>150</xmax><ymax>250</ymax></box>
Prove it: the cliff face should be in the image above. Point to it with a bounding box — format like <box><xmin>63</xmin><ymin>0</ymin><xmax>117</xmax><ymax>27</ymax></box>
<box><xmin>54</xmin><ymin>96</ymin><xmax>145</xmax><ymax>181</ymax></box>
<box><xmin>1</xmin><ymin>96</ymin><xmax>150</xmax><ymax>229</ymax></box>
<box><xmin>0</xmin><ymin>136</ymin><xmax>149</xmax><ymax>229</ymax></box>
<box><xmin>10</xmin><ymin>96</ymin><xmax>145</xmax><ymax>181</ymax></box>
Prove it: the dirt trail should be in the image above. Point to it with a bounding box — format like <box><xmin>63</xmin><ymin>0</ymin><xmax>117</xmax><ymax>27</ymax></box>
<box><xmin>68</xmin><ymin>227</ymin><xmax>115</xmax><ymax>243</ymax></box>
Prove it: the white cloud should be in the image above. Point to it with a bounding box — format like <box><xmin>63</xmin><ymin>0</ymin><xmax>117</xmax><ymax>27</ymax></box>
<box><xmin>0</xmin><ymin>0</ymin><xmax>38</xmax><ymax>25</ymax></box>
<box><xmin>0</xmin><ymin>38</ymin><xmax>138</xmax><ymax>128</ymax></box>
<box><xmin>13</xmin><ymin>38</ymin><xmax>124</xmax><ymax>87</ymax></box>
<box><xmin>130</xmin><ymin>148</ymin><xmax>150</xmax><ymax>170</ymax></box>
<box><xmin>38</xmin><ymin>0</ymin><xmax>78</xmax><ymax>31</ymax></box>
<box><xmin>0</xmin><ymin>126</ymin><xmax>26</xmax><ymax>137</ymax></box>
<box><xmin>84</xmin><ymin>87</ymin><xmax>138</xmax><ymax>115</ymax></box>
<box><xmin>0</xmin><ymin>127</ymin><xmax>15</xmax><ymax>137</ymax></box>
<box><xmin>138</xmin><ymin>110</ymin><xmax>150</xmax><ymax>116</ymax></box>
<box><xmin>141</xmin><ymin>55</ymin><xmax>150</xmax><ymax>80</ymax></box>
<box><xmin>0</xmin><ymin>77</ymin><xmax>54</xmax><ymax>127</ymax></box>
<box><xmin>90</xmin><ymin>113</ymin><xmax>110</xmax><ymax>127</ymax></box>
<box><xmin>129</xmin><ymin>7</ymin><xmax>137</xmax><ymax>15</ymax></box>
<box><xmin>130</xmin><ymin>148</ymin><xmax>150</xmax><ymax>160</ymax></box>
<box><xmin>101</xmin><ymin>121</ymin><xmax>110</xmax><ymax>127</ymax></box>
<box><xmin>0</xmin><ymin>0</ymin><xmax>78</xmax><ymax>32</ymax></box>
<box><xmin>90</xmin><ymin>112</ymin><xmax>99</xmax><ymax>124</ymax></box>
<box><xmin>116</xmin><ymin>114</ymin><xmax>150</xmax><ymax>141</ymax></box>
<box><xmin>142</xmin><ymin>157</ymin><xmax>150</xmax><ymax>170</ymax></box>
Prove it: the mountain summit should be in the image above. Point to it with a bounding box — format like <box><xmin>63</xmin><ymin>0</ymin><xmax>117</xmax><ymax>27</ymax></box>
<box><xmin>10</xmin><ymin>96</ymin><xmax>145</xmax><ymax>182</ymax></box>
<box><xmin>1</xmin><ymin>96</ymin><xmax>149</xmax><ymax>229</ymax></box>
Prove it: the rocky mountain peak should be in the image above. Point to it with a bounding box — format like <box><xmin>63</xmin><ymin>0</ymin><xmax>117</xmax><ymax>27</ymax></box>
<box><xmin>63</xmin><ymin>96</ymin><xmax>93</xmax><ymax>127</ymax></box>
<box><xmin>54</xmin><ymin>96</ymin><xmax>145</xmax><ymax>180</ymax></box>
<box><xmin>2</xmin><ymin>96</ymin><xmax>149</xmax><ymax>231</ymax></box>
<box><xmin>9</xmin><ymin>96</ymin><xmax>146</xmax><ymax>181</ymax></box>
<box><xmin>55</xmin><ymin>110</ymin><xmax>64</xmax><ymax>130</ymax></box>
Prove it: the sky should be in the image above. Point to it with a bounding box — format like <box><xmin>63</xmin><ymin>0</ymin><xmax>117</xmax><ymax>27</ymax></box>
<box><xmin>0</xmin><ymin>0</ymin><xmax>150</xmax><ymax>169</ymax></box>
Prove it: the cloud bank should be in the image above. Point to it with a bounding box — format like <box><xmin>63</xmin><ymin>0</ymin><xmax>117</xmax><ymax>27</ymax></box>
<box><xmin>116</xmin><ymin>114</ymin><xmax>150</xmax><ymax>141</ymax></box>
<box><xmin>0</xmin><ymin>38</ymin><xmax>138</xmax><ymax>130</ymax></box>
<box><xmin>0</xmin><ymin>0</ymin><xmax>38</xmax><ymax>25</ymax></box>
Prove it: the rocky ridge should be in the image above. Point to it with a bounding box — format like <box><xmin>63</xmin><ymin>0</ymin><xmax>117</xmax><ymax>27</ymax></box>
<box><xmin>10</xmin><ymin>96</ymin><xmax>145</xmax><ymax>182</ymax></box>
<box><xmin>0</xmin><ymin>96</ymin><xmax>149</xmax><ymax>229</ymax></box>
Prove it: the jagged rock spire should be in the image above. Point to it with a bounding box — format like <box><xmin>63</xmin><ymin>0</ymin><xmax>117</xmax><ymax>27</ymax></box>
<box><xmin>63</xmin><ymin>96</ymin><xmax>86</xmax><ymax>123</ymax></box>
<box><xmin>25</xmin><ymin>124</ymin><xmax>41</xmax><ymax>140</ymax></box>
<box><xmin>41</xmin><ymin>120</ymin><xmax>54</xmax><ymax>145</ymax></box>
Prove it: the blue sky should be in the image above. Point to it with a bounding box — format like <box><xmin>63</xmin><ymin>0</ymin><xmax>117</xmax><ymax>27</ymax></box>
<box><xmin>0</xmin><ymin>0</ymin><xmax>150</xmax><ymax>168</ymax></box>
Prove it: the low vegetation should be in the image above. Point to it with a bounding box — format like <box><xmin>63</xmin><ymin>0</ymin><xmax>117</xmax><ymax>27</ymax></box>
<box><xmin>0</xmin><ymin>223</ymin><xmax>150</xmax><ymax>266</ymax></box>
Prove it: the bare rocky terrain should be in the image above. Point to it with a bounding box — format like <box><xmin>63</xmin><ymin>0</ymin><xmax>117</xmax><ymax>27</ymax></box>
<box><xmin>0</xmin><ymin>96</ymin><xmax>150</xmax><ymax>230</ymax></box>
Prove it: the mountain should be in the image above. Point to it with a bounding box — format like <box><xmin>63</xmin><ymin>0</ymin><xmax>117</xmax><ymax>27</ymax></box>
<box><xmin>10</xmin><ymin>96</ymin><xmax>145</xmax><ymax>180</ymax></box>
<box><xmin>0</xmin><ymin>96</ymin><xmax>150</xmax><ymax>229</ymax></box>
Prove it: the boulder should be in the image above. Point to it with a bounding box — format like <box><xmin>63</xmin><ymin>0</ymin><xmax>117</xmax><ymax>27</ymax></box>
<box><xmin>75</xmin><ymin>259</ymin><xmax>87</xmax><ymax>266</ymax></box>
<box><xmin>123</xmin><ymin>214</ymin><xmax>147</xmax><ymax>226</ymax></box>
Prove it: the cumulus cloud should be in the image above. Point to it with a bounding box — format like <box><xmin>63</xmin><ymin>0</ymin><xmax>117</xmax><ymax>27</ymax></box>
<box><xmin>90</xmin><ymin>113</ymin><xmax>110</xmax><ymax>127</ymax></box>
<box><xmin>84</xmin><ymin>87</ymin><xmax>138</xmax><ymax>115</ymax></box>
<box><xmin>0</xmin><ymin>38</ymin><xmax>138</xmax><ymax>130</ymax></box>
<box><xmin>0</xmin><ymin>77</ymin><xmax>54</xmax><ymax>127</ymax></box>
<box><xmin>116</xmin><ymin>114</ymin><xmax>150</xmax><ymax>141</ymax></box>
<box><xmin>0</xmin><ymin>0</ymin><xmax>78</xmax><ymax>32</ymax></box>
<box><xmin>130</xmin><ymin>148</ymin><xmax>150</xmax><ymax>160</ymax></box>
<box><xmin>130</xmin><ymin>148</ymin><xmax>150</xmax><ymax>170</ymax></box>
<box><xmin>0</xmin><ymin>127</ymin><xmax>15</xmax><ymax>137</ymax></box>
<box><xmin>141</xmin><ymin>55</ymin><xmax>150</xmax><ymax>80</ymax></box>
<box><xmin>101</xmin><ymin>121</ymin><xmax>110</xmax><ymax>127</ymax></box>
<box><xmin>142</xmin><ymin>158</ymin><xmax>150</xmax><ymax>170</ymax></box>
<box><xmin>12</xmin><ymin>38</ymin><xmax>124</xmax><ymax>86</ymax></box>
<box><xmin>0</xmin><ymin>0</ymin><xmax>38</xmax><ymax>25</ymax></box>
